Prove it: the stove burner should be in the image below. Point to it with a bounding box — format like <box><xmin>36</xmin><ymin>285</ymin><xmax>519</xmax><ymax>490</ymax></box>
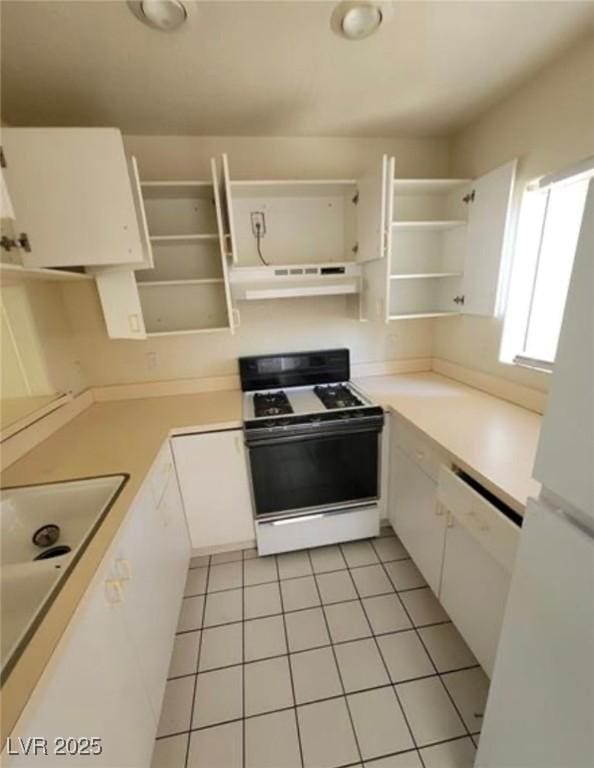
<box><xmin>254</xmin><ymin>391</ymin><xmax>293</xmax><ymax>418</ymax></box>
<box><xmin>314</xmin><ymin>384</ymin><xmax>363</xmax><ymax>410</ymax></box>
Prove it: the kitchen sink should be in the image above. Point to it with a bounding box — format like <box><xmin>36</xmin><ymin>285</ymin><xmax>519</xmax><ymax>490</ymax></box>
<box><xmin>0</xmin><ymin>474</ymin><xmax>128</xmax><ymax>679</ymax></box>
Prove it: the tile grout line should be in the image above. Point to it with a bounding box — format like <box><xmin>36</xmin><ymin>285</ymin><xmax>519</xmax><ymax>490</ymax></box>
<box><xmin>306</xmin><ymin>547</ymin><xmax>366</xmax><ymax>768</ymax></box>
<box><xmin>340</xmin><ymin>541</ymin><xmax>427</xmax><ymax>768</ymax></box>
<box><xmin>168</xmin><ymin>659</ymin><xmax>480</xmax><ymax>684</ymax></box>
<box><xmin>185</xmin><ymin>552</ymin><xmax>413</xmax><ymax>592</ymax></box>
<box><xmin>241</xmin><ymin>550</ymin><xmax>246</xmax><ymax>768</ymax></box>
<box><xmin>275</xmin><ymin>555</ymin><xmax>306</xmax><ymax>768</ymax></box>
<box><xmin>371</xmin><ymin>537</ymin><xmax>479</xmax><ymax>751</ymax></box>
<box><xmin>184</xmin><ymin>553</ymin><xmax>210</xmax><ymax>768</ymax></box>
<box><xmin>175</xmin><ymin>603</ymin><xmax>451</xmax><ymax>638</ymax></box>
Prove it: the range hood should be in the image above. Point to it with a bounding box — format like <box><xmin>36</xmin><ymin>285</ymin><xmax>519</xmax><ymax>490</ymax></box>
<box><xmin>229</xmin><ymin>263</ymin><xmax>361</xmax><ymax>301</ymax></box>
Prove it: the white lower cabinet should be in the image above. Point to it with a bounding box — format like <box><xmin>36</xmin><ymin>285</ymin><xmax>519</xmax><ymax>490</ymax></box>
<box><xmin>388</xmin><ymin>413</ymin><xmax>520</xmax><ymax>677</ymax></box>
<box><xmin>4</xmin><ymin>443</ymin><xmax>190</xmax><ymax>766</ymax></box>
<box><xmin>388</xmin><ymin>418</ymin><xmax>447</xmax><ymax>595</ymax></box>
<box><xmin>172</xmin><ymin>429</ymin><xmax>255</xmax><ymax>551</ymax></box>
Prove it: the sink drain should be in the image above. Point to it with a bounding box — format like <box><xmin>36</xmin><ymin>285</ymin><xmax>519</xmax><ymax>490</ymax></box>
<box><xmin>32</xmin><ymin>524</ymin><xmax>61</xmax><ymax>548</ymax></box>
<box><xmin>34</xmin><ymin>545</ymin><xmax>71</xmax><ymax>561</ymax></box>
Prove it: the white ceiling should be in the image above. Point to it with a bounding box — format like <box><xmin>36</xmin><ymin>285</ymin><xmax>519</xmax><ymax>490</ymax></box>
<box><xmin>1</xmin><ymin>1</ymin><xmax>593</xmax><ymax>137</ymax></box>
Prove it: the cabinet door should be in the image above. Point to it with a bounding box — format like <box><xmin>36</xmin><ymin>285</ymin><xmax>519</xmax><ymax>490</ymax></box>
<box><xmin>462</xmin><ymin>159</ymin><xmax>517</xmax><ymax>316</ymax></box>
<box><xmin>211</xmin><ymin>157</ymin><xmax>236</xmax><ymax>332</ymax></box>
<box><xmin>356</xmin><ymin>155</ymin><xmax>389</xmax><ymax>263</ymax></box>
<box><xmin>129</xmin><ymin>156</ymin><xmax>154</xmax><ymax>269</ymax></box>
<box><xmin>4</xmin><ymin>564</ymin><xmax>154</xmax><ymax>767</ymax></box>
<box><xmin>440</xmin><ymin>514</ymin><xmax>511</xmax><ymax>676</ymax></box>
<box><xmin>114</xmin><ymin>473</ymin><xmax>190</xmax><ymax>719</ymax></box>
<box><xmin>172</xmin><ymin>429</ymin><xmax>255</xmax><ymax>550</ymax></box>
<box><xmin>93</xmin><ymin>267</ymin><xmax>146</xmax><ymax>340</ymax></box>
<box><xmin>2</xmin><ymin>128</ymin><xmax>145</xmax><ymax>268</ymax></box>
<box><xmin>389</xmin><ymin>445</ymin><xmax>446</xmax><ymax>595</ymax></box>
<box><xmin>221</xmin><ymin>153</ymin><xmax>239</xmax><ymax>265</ymax></box>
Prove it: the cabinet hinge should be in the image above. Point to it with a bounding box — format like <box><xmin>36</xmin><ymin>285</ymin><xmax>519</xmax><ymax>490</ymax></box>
<box><xmin>462</xmin><ymin>190</ymin><xmax>475</xmax><ymax>204</ymax></box>
<box><xmin>352</xmin><ymin>191</ymin><xmax>359</xmax><ymax>205</ymax></box>
<box><xmin>1</xmin><ymin>233</ymin><xmax>31</xmax><ymax>252</ymax></box>
<box><xmin>352</xmin><ymin>243</ymin><xmax>359</xmax><ymax>255</ymax></box>
<box><xmin>0</xmin><ymin>147</ymin><xmax>5</xmax><ymax>169</ymax></box>
<box><xmin>453</xmin><ymin>294</ymin><xmax>465</xmax><ymax>306</ymax></box>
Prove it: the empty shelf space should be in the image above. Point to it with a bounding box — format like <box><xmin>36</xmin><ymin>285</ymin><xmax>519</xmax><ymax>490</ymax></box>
<box><xmin>149</xmin><ymin>234</ymin><xmax>218</xmax><ymax>243</ymax></box>
<box><xmin>137</xmin><ymin>278</ymin><xmax>223</xmax><ymax>287</ymax></box>
<box><xmin>139</xmin><ymin>281</ymin><xmax>230</xmax><ymax>334</ymax></box>
<box><xmin>390</xmin><ymin>272</ymin><xmax>463</xmax><ymax>280</ymax></box>
<box><xmin>391</xmin><ymin>220</ymin><xmax>466</xmax><ymax>231</ymax></box>
<box><xmin>141</xmin><ymin>181</ymin><xmax>213</xmax><ymax>200</ymax></box>
<box><xmin>392</xmin><ymin>178</ymin><xmax>471</xmax><ymax>195</ymax></box>
<box><xmin>389</xmin><ymin>311</ymin><xmax>461</xmax><ymax>320</ymax></box>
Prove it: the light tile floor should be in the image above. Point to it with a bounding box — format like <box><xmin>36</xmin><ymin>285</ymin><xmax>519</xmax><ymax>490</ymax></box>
<box><xmin>152</xmin><ymin>529</ymin><xmax>488</xmax><ymax>768</ymax></box>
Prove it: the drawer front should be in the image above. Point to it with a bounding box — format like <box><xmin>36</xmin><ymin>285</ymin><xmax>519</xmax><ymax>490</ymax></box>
<box><xmin>438</xmin><ymin>466</ymin><xmax>520</xmax><ymax>573</ymax></box>
<box><xmin>257</xmin><ymin>506</ymin><xmax>380</xmax><ymax>556</ymax></box>
<box><xmin>149</xmin><ymin>442</ymin><xmax>174</xmax><ymax>508</ymax></box>
<box><xmin>392</xmin><ymin>416</ymin><xmax>445</xmax><ymax>482</ymax></box>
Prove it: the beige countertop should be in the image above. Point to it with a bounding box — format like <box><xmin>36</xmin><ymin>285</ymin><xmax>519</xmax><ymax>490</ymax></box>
<box><xmin>1</xmin><ymin>372</ymin><xmax>541</xmax><ymax>740</ymax></box>
<box><xmin>355</xmin><ymin>372</ymin><xmax>542</xmax><ymax>515</ymax></box>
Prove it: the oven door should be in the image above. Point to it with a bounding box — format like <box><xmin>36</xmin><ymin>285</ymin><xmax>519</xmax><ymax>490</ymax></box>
<box><xmin>246</xmin><ymin>423</ymin><xmax>382</xmax><ymax>520</ymax></box>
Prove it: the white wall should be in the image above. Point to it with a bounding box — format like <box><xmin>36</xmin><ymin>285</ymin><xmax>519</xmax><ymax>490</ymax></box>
<box><xmin>59</xmin><ymin>135</ymin><xmax>448</xmax><ymax>386</ymax></box>
<box><xmin>433</xmin><ymin>35</ymin><xmax>594</xmax><ymax>393</ymax></box>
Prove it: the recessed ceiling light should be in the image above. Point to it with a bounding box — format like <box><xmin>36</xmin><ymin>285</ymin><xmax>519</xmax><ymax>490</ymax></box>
<box><xmin>128</xmin><ymin>0</ymin><xmax>187</xmax><ymax>32</ymax></box>
<box><xmin>332</xmin><ymin>2</ymin><xmax>383</xmax><ymax>40</ymax></box>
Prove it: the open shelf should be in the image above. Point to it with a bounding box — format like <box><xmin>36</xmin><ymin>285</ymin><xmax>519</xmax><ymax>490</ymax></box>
<box><xmin>390</xmin><ymin>272</ymin><xmax>463</xmax><ymax>280</ymax></box>
<box><xmin>141</xmin><ymin>181</ymin><xmax>213</xmax><ymax>200</ymax></box>
<box><xmin>138</xmin><ymin>278</ymin><xmax>224</xmax><ymax>287</ymax></box>
<box><xmin>391</xmin><ymin>220</ymin><xmax>466</xmax><ymax>231</ymax></box>
<box><xmin>393</xmin><ymin>179</ymin><xmax>470</xmax><ymax>195</ymax></box>
<box><xmin>138</xmin><ymin>282</ymin><xmax>229</xmax><ymax>334</ymax></box>
<box><xmin>389</xmin><ymin>311</ymin><xmax>460</xmax><ymax>320</ymax></box>
<box><xmin>149</xmin><ymin>234</ymin><xmax>218</xmax><ymax>243</ymax></box>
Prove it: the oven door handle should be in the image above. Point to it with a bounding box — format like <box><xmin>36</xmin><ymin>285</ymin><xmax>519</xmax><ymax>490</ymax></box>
<box><xmin>245</xmin><ymin>423</ymin><xmax>383</xmax><ymax>448</ymax></box>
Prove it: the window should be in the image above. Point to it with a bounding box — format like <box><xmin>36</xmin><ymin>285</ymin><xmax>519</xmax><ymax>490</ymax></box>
<box><xmin>500</xmin><ymin>158</ymin><xmax>592</xmax><ymax>372</ymax></box>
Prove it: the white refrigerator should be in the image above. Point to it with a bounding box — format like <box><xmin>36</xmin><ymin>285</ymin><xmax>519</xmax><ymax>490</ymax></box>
<box><xmin>476</xmin><ymin>181</ymin><xmax>594</xmax><ymax>768</ymax></box>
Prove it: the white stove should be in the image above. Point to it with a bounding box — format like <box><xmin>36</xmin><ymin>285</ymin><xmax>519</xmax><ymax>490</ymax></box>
<box><xmin>239</xmin><ymin>349</ymin><xmax>385</xmax><ymax>555</ymax></box>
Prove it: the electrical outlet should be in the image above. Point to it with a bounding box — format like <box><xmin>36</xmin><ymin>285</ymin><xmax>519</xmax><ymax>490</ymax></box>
<box><xmin>251</xmin><ymin>211</ymin><xmax>266</xmax><ymax>237</ymax></box>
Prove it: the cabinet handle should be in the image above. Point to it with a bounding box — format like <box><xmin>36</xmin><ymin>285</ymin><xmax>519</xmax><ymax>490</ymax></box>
<box><xmin>446</xmin><ymin>512</ymin><xmax>455</xmax><ymax>529</ymax></box>
<box><xmin>434</xmin><ymin>503</ymin><xmax>445</xmax><ymax>517</ymax></box>
<box><xmin>105</xmin><ymin>579</ymin><xmax>124</xmax><ymax>605</ymax></box>
<box><xmin>415</xmin><ymin>449</ymin><xmax>424</xmax><ymax>461</ymax></box>
<box><xmin>115</xmin><ymin>559</ymin><xmax>132</xmax><ymax>581</ymax></box>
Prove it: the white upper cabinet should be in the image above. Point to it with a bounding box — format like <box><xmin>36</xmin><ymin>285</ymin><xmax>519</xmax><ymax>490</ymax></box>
<box><xmin>461</xmin><ymin>159</ymin><xmax>517</xmax><ymax>316</ymax></box>
<box><xmin>94</xmin><ymin>157</ymin><xmax>235</xmax><ymax>339</ymax></box>
<box><xmin>1</xmin><ymin>128</ymin><xmax>147</xmax><ymax>268</ymax></box>
<box><xmin>384</xmin><ymin>158</ymin><xmax>517</xmax><ymax>320</ymax></box>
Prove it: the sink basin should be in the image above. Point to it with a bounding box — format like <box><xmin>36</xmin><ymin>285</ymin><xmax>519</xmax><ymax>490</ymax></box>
<box><xmin>1</xmin><ymin>474</ymin><xmax>128</xmax><ymax>679</ymax></box>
